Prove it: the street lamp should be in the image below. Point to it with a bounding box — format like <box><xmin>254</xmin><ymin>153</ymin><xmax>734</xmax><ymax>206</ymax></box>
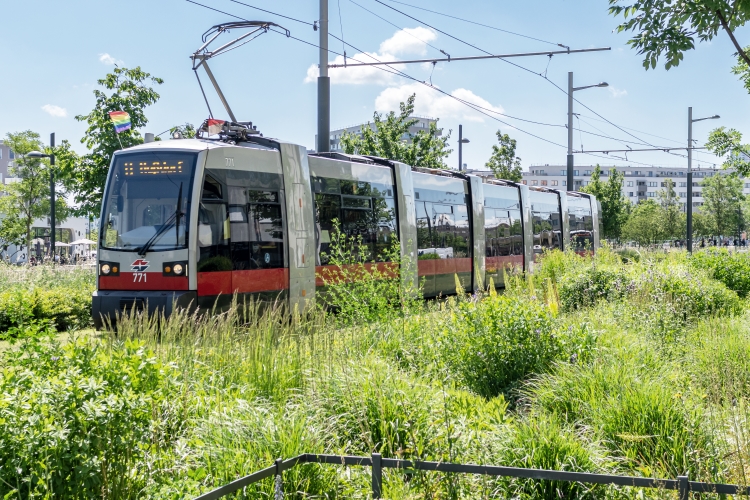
<box><xmin>26</xmin><ymin>133</ymin><xmax>56</xmax><ymax>263</ymax></box>
<box><xmin>458</xmin><ymin>124</ymin><xmax>470</xmax><ymax>171</ymax></box>
<box><xmin>687</xmin><ymin>108</ymin><xmax>720</xmax><ymax>253</ymax></box>
<box><xmin>567</xmin><ymin>72</ymin><xmax>608</xmax><ymax>191</ymax></box>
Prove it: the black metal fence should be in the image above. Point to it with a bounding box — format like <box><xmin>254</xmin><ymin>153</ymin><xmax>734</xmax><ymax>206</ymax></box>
<box><xmin>195</xmin><ymin>452</ymin><xmax>750</xmax><ymax>499</ymax></box>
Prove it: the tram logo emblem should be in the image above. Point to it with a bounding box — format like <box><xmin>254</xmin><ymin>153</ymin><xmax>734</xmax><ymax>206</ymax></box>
<box><xmin>131</xmin><ymin>259</ymin><xmax>150</xmax><ymax>272</ymax></box>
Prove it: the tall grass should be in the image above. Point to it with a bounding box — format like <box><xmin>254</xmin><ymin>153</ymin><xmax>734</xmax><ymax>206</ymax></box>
<box><xmin>5</xmin><ymin>248</ymin><xmax>750</xmax><ymax>498</ymax></box>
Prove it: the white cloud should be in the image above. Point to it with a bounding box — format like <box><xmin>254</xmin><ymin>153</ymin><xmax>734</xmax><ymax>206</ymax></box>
<box><xmin>304</xmin><ymin>27</ymin><xmax>437</xmax><ymax>85</ymax></box>
<box><xmin>41</xmin><ymin>104</ymin><xmax>67</xmax><ymax>118</ymax></box>
<box><xmin>99</xmin><ymin>53</ymin><xmax>123</xmax><ymax>65</ymax></box>
<box><xmin>378</xmin><ymin>26</ymin><xmax>436</xmax><ymax>56</ymax></box>
<box><xmin>608</xmin><ymin>86</ymin><xmax>627</xmax><ymax>98</ymax></box>
<box><xmin>375</xmin><ymin>83</ymin><xmax>504</xmax><ymax>123</ymax></box>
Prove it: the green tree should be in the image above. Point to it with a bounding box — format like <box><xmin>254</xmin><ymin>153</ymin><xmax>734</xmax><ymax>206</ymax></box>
<box><xmin>169</xmin><ymin>123</ymin><xmax>197</xmax><ymax>139</ymax></box>
<box><xmin>706</xmin><ymin>126</ymin><xmax>750</xmax><ymax>177</ymax></box>
<box><xmin>581</xmin><ymin>165</ymin><xmax>630</xmax><ymax>240</ymax></box>
<box><xmin>701</xmin><ymin>172</ymin><xmax>745</xmax><ymax>236</ymax></box>
<box><xmin>485</xmin><ymin>131</ymin><xmax>522</xmax><ymax>181</ymax></box>
<box><xmin>608</xmin><ymin>1</ymin><xmax>750</xmax><ymax>71</ymax></box>
<box><xmin>0</xmin><ymin>131</ymin><xmax>69</xmax><ymax>253</ymax></box>
<box><xmin>340</xmin><ymin>94</ymin><xmax>452</xmax><ymax>169</ymax></box>
<box><xmin>656</xmin><ymin>178</ymin><xmax>685</xmax><ymax>239</ymax></box>
<box><xmin>622</xmin><ymin>199</ymin><xmax>665</xmax><ymax>245</ymax></box>
<box><xmin>56</xmin><ymin>66</ymin><xmax>163</xmax><ymax>217</ymax></box>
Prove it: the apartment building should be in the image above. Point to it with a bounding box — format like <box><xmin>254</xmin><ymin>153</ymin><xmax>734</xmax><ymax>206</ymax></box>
<box><xmin>468</xmin><ymin>165</ymin><xmax>750</xmax><ymax>212</ymax></box>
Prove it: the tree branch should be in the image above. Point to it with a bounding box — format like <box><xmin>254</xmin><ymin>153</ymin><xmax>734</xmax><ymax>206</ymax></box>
<box><xmin>716</xmin><ymin>9</ymin><xmax>750</xmax><ymax>68</ymax></box>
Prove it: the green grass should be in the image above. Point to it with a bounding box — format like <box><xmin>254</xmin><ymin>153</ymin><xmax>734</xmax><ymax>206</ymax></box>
<box><xmin>3</xmin><ymin>248</ymin><xmax>750</xmax><ymax>498</ymax></box>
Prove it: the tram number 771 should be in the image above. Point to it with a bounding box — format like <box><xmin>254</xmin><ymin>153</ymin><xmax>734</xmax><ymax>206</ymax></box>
<box><xmin>133</xmin><ymin>273</ymin><xmax>147</xmax><ymax>283</ymax></box>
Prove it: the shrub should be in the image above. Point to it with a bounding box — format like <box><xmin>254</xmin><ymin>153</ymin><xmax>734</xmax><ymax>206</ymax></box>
<box><xmin>559</xmin><ymin>267</ymin><xmax>631</xmax><ymax>312</ymax></box>
<box><xmin>0</xmin><ymin>286</ymin><xmax>92</xmax><ymax>334</ymax></box>
<box><xmin>690</xmin><ymin>249</ymin><xmax>750</xmax><ymax>297</ymax></box>
<box><xmin>317</xmin><ymin>224</ymin><xmax>420</xmax><ymax>326</ymax></box>
<box><xmin>0</xmin><ymin>337</ymin><xmax>184</xmax><ymax>498</ymax></box>
<box><xmin>634</xmin><ymin>265</ymin><xmax>743</xmax><ymax>319</ymax></box>
<box><xmin>443</xmin><ymin>295</ymin><xmax>561</xmax><ymax>398</ymax></box>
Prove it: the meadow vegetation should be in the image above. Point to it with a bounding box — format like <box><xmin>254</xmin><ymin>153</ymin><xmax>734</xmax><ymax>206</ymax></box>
<box><xmin>2</xmin><ymin>248</ymin><xmax>750</xmax><ymax>498</ymax></box>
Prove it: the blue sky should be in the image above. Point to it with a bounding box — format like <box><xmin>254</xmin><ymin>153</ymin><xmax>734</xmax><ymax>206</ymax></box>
<box><xmin>1</xmin><ymin>0</ymin><xmax>748</xmax><ymax>172</ymax></box>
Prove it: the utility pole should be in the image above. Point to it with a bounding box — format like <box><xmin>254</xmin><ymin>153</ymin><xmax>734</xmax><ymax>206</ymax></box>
<box><xmin>686</xmin><ymin>108</ymin><xmax>720</xmax><ymax>253</ymax></box>
<box><xmin>567</xmin><ymin>72</ymin><xmax>574</xmax><ymax>192</ymax></box>
<box><xmin>687</xmin><ymin>107</ymin><xmax>693</xmax><ymax>253</ymax></box>
<box><xmin>50</xmin><ymin>132</ymin><xmax>56</xmax><ymax>264</ymax></box>
<box><xmin>458</xmin><ymin>125</ymin><xmax>470</xmax><ymax>171</ymax></box>
<box><xmin>317</xmin><ymin>0</ymin><xmax>330</xmax><ymax>153</ymax></box>
<box><xmin>567</xmin><ymin>72</ymin><xmax>608</xmax><ymax>192</ymax></box>
<box><xmin>458</xmin><ymin>125</ymin><xmax>463</xmax><ymax>171</ymax></box>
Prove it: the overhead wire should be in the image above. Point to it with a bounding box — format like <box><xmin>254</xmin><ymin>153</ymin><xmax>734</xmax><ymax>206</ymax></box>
<box><xmin>372</xmin><ymin>0</ymin><xmax>702</xmax><ymax>163</ymax></box>
<box><xmin>378</xmin><ymin>0</ymin><xmax>566</xmax><ymax>48</ymax></box>
<box><xmin>347</xmin><ymin>0</ymin><xmax>447</xmax><ymax>57</ymax></box>
<box><xmin>337</xmin><ymin>0</ymin><xmax>347</xmax><ymax>63</ymax></box>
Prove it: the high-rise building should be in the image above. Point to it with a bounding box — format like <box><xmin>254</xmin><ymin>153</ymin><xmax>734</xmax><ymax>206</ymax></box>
<box><xmin>467</xmin><ymin>164</ymin><xmax>750</xmax><ymax>212</ymax></box>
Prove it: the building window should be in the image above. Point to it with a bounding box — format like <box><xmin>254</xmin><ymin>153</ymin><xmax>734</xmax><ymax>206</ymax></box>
<box><xmin>628</xmin><ymin>192</ymin><xmax>634</xmax><ymax>197</ymax></box>
<box><xmin>648</xmin><ymin>182</ymin><xmax>657</xmax><ymax>187</ymax></box>
<box><xmin>584</xmin><ymin>170</ymin><xmax>591</xmax><ymax>175</ymax></box>
<box><xmin>648</xmin><ymin>171</ymin><xmax>653</xmax><ymax>177</ymax></box>
<box><xmin>584</xmin><ymin>181</ymin><xmax>590</xmax><ymax>186</ymax></box>
<box><xmin>627</xmin><ymin>181</ymin><xmax>633</xmax><ymax>187</ymax></box>
<box><xmin>532</xmin><ymin>180</ymin><xmax>539</xmax><ymax>186</ymax></box>
<box><xmin>680</xmin><ymin>192</ymin><xmax>686</xmax><ymax>198</ymax></box>
<box><xmin>647</xmin><ymin>192</ymin><xmax>655</xmax><ymax>197</ymax></box>
<box><xmin>625</xmin><ymin>171</ymin><xmax>632</xmax><ymax>176</ymax></box>
<box><xmin>541</xmin><ymin>180</ymin><xmax>548</xmax><ymax>186</ymax></box>
<box><xmin>8</xmin><ymin>151</ymin><xmax>14</xmax><ymax>160</ymax></box>
<box><xmin>521</xmin><ymin>180</ymin><xmax>527</xmax><ymax>185</ymax></box>
<box><xmin>0</xmin><ymin>149</ymin><xmax>3</xmax><ymax>159</ymax></box>
<box><xmin>573</xmin><ymin>170</ymin><xmax>579</xmax><ymax>176</ymax></box>
<box><xmin>679</xmin><ymin>182</ymin><xmax>687</xmax><ymax>187</ymax></box>
<box><xmin>551</xmin><ymin>180</ymin><xmax>558</xmax><ymax>186</ymax></box>
<box><xmin>560</xmin><ymin>170</ymin><xmax>566</xmax><ymax>176</ymax></box>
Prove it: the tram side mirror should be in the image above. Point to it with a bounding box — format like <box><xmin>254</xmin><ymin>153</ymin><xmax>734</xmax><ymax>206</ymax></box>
<box><xmin>116</xmin><ymin>195</ymin><xmax>124</xmax><ymax>212</ymax></box>
<box><xmin>198</xmin><ymin>223</ymin><xmax>212</xmax><ymax>247</ymax></box>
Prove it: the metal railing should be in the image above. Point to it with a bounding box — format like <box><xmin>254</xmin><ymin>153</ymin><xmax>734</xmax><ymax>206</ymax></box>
<box><xmin>195</xmin><ymin>453</ymin><xmax>750</xmax><ymax>499</ymax></box>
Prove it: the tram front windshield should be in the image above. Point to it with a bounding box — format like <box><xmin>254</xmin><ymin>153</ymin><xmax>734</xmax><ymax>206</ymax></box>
<box><xmin>100</xmin><ymin>152</ymin><xmax>197</xmax><ymax>252</ymax></box>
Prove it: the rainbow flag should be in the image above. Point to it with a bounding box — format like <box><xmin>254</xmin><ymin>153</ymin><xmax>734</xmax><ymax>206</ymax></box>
<box><xmin>109</xmin><ymin>111</ymin><xmax>131</xmax><ymax>134</ymax></box>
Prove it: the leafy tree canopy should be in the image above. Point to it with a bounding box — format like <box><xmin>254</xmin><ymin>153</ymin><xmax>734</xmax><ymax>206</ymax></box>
<box><xmin>485</xmin><ymin>131</ymin><xmax>522</xmax><ymax>182</ymax></box>
<box><xmin>622</xmin><ymin>198</ymin><xmax>665</xmax><ymax>245</ymax></box>
<box><xmin>340</xmin><ymin>94</ymin><xmax>452</xmax><ymax>169</ymax></box>
<box><xmin>701</xmin><ymin>172</ymin><xmax>745</xmax><ymax>236</ymax></box>
<box><xmin>656</xmin><ymin>178</ymin><xmax>685</xmax><ymax>239</ymax></box>
<box><xmin>706</xmin><ymin>126</ymin><xmax>750</xmax><ymax>177</ymax></box>
<box><xmin>56</xmin><ymin>66</ymin><xmax>163</xmax><ymax>217</ymax></box>
<box><xmin>608</xmin><ymin>0</ymin><xmax>750</xmax><ymax>70</ymax></box>
<box><xmin>581</xmin><ymin>165</ymin><xmax>630</xmax><ymax>239</ymax></box>
<box><xmin>0</xmin><ymin>131</ymin><xmax>69</xmax><ymax>252</ymax></box>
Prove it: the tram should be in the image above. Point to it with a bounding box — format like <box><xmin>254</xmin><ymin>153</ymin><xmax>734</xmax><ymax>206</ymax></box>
<box><xmin>91</xmin><ymin>123</ymin><xmax>600</xmax><ymax>327</ymax></box>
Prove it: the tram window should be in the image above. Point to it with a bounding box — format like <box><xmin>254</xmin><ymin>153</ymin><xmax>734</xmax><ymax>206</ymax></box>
<box><xmin>314</xmin><ymin>193</ymin><xmax>341</xmax><ymax>265</ymax></box>
<box><xmin>197</xmin><ymin>203</ymin><xmax>231</xmax><ymax>272</ymax></box>
<box><xmin>432</xmin><ymin>205</ymin><xmax>455</xmax><ymax>258</ymax></box>
<box><xmin>509</xmin><ymin>210</ymin><xmax>523</xmax><ymax>254</ymax></box>
<box><xmin>453</xmin><ymin>204</ymin><xmax>470</xmax><ymax>258</ymax></box>
<box><xmin>246</xmin><ymin>203</ymin><xmax>284</xmax><ymax>269</ymax></box>
<box><xmin>142</xmin><ymin>204</ymin><xmax>175</xmax><ymax>226</ymax></box>
<box><xmin>416</xmin><ymin>202</ymin><xmax>432</xmax><ymax>251</ymax></box>
<box><xmin>202</xmin><ymin>175</ymin><xmax>223</xmax><ymax>200</ymax></box>
<box><xmin>313</xmin><ymin>176</ymin><xmax>396</xmax><ymax>264</ymax></box>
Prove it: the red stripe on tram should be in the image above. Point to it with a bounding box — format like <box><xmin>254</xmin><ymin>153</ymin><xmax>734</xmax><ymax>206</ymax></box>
<box><xmin>99</xmin><ymin>273</ymin><xmax>188</xmax><ymax>291</ymax></box>
<box><xmin>197</xmin><ymin>269</ymin><xmax>289</xmax><ymax>296</ymax></box>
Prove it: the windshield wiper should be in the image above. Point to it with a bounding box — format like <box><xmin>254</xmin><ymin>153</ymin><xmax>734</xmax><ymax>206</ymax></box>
<box><xmin>137</xmin><ymin>183</ymin><xmax>184</xmax><ymax>256</ymax></box>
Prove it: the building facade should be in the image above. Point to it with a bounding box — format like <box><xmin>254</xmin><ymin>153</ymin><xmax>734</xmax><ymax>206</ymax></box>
<box><xmin>317</xmin><ymin>116</ymin><xmax>441</xmax><ymax>152</ymax></box>
<box><xmin>0</xmin><ymin>140</ymin><xmax>16</xmax><ymax>185</ymax></box>
<box><xmin>467</xmin><ymin>165</ymin><xmax>750</xmax><ymax>212</ymax></box>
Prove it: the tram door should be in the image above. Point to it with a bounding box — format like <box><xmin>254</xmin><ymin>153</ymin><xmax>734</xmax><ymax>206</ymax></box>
<box><xmin>196</xmin><ymin>169</ymin><xmax>288</xmax><ymax>308</ymax></box>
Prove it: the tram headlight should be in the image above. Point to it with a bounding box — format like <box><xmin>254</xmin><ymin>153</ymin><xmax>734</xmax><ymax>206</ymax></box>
<box><xmin>99</xmin><ymin>261</ymin><xmax>120</xmax><ymax>276</ymax></box>
<box><xmin>163</xmin><ymin>261</ymin><xmax>187</xmax><ymax>276</ymax></box>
